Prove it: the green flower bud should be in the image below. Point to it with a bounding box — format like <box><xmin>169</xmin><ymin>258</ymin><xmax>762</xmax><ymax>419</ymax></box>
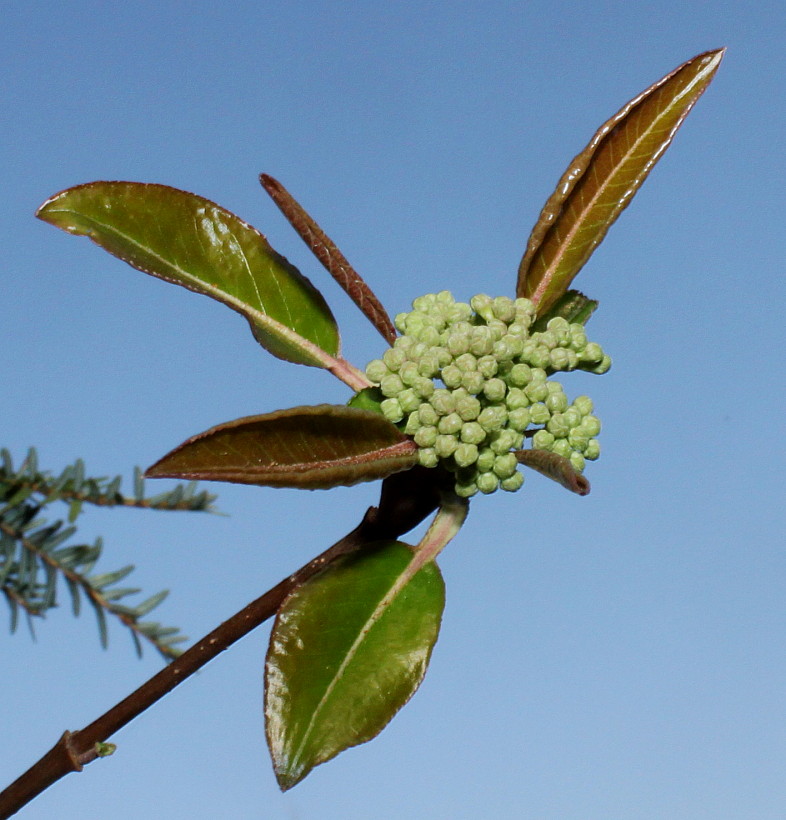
<box><xmin>514</xmin><ymin>297</ymin><xmax>535</xmax><ymax>318</ymax></box>
<box><xmin>382</xmin><ymin>347</ymin><xmax>407</xmax><ymax>372</ymax></box>
<box><xmin>460</xmin><ymin>422</ymin><xmax>486</xmax><ymax>445</ymax></box>
<box><xmin>573</xmin><ymin>395</ymin><xmax>594</xmax><ymax>416</ymax></box>
<box><xmin>536</xmin><ymin>330</ymin><xmax>558</xmax><ymax>350</ymax></box>
<box><xmin>502</xmin><ymin>333</ymin><xmax>524</xmax><ymax>358</ymax></box>
<box><xmin>584</xmin><ymin>439</ymin><xmax>601</xmax><ymax>460</ymax></box>
<box><xmin>441</xmin><ymin>364</ymin><xmax>463</xmax><ymax>389</ymax></box>
<box><xmin>483</xmin><ymin>378</ymin><xmax>507</xmax><ymax>403</ymax></box>
<box><xmin>507</xmin><ymin>322</ymin><xmax>529</xmax><ymax>339</ymax></box>
<box><xmin>505</xmin><ymin>387</ymin><xmax>529</xmax><ymax>411</ymax></box>
<box><xmin>493</xmin><ymin>453</ymin><xmax>518</xmax><ymax>479</ymax></box>
<box><xmin>380</xmin><ymin>374</ymin><xmax>404</xmax><ymax>397</ymax></box>
<box><xmin>546</xmin><ymin>413</ymin><xmax>570</xmax><ymax>438</ymax></box>
<box><xmin>448</xmin><ymin>302</ymin><xmax>472</xmax><ymax>323</ymax></box>
<box><xmin>569</xmin><ymin>324</ymin><xmax>587</xmax><ymax>350</ymax></box>
<box><xmin>455</xmin><ymin>352</ymin><xmax>478</xmax><ymax>372</ymax></box>
<box><xmin>478</xmin><ymin>405</ymin><xmax>507</xmax><ymax>433</ymax></box>
<box><xmin>549</xmin><ymin>348</ymin><xmax>572</xmax><ymax>370</ymax></box>
<box><xmin>490</xmin><ymin>296</ymin><xmax>516</xmax><ymax>323</ymax></box>
<box><xmin>579</xmin><ymin>414</ymin><xmax>601</xmax><ymax>437</ymax></box>
<box><xmin>380</xmin><ymin>398</ymin><xmax>404</xmax><ymax>423</ymax></box>
<box><xmin>545</xmin><ymin>390</ymin><xmax>569</xmax><ymax>413</ymax></box>
<box><xmin>404</xmin><ymin>412</ymin><xmax>421</xmax><ymax>435</ymax></box>
<box><xmin>507</xmin><ymin>407</ymin><xmax>531</xmax><ymax>432</ymax></box>
<box><xmin>508</xmin><ymin>363</ymin><xmax>532</xmax><ymax>388</ymax></box>
<box><xmin>546</xmin><ymin>316</ymin><xmax>571</xmax><ymax>339</ymax></box>
<box><xmin>461</xmin><ymin>371</ymin><xmax>485</xmax><ymax>395</ymax></box>
<box><xmin>447</xmin><ymin>331</ymin><xmax>470</xmax><ymax>357</ymax></box>
<box><xmin>569</xmin><ymin>451</ymin><xmax>586</xmax><ymax>472</ymax></box>
<box><xmin>532</xmin><ymin>429</ymin><xmax>555</xmax><ymax>450</ymax></box>
<box><xmin>551</xmin><ymin>438</ymin><xmax>572</xmax><ymax>459</ymax></box>
<box><xmin>590</xmin><ymin>354</ymin><xmax>612</xmax><ymax>375</ymax></box>
<box><xmin>456</xmin><ymin>394</ymin><xmax>482</xmax><ymax>421</ymax></box>
<box><xmin>412</xmin><ymin>294</ymin><xmax>436</xmax><ymax>312</ymax></box>
<box><xmin>408</xmin><ymin>341</ymin><xmax>428</xmax><ymax>361</ymax></box>
<box><xmin>436</xmin><ymin>289</ymin><xmax>455</xmax><ymax>305</ymax></box>
<box><xmin>469</xmin><ymin>327</ymin><xmax>494</xmax><ymax>357</ymax></box>
<box><xmin>418</xmin><ymin>403</ymin><xmax>439</xmax><ymax>426</ymax></box>
<box><xmin>432</xmin><ymin>346</ymin><xmax>453</xmax><ymax>368</ymax></box>
<box><xmin>418</xmin><ymin>447</ymin><xmax>439</xmax><ymax>468</ymax></box>
<box><xmin>435</xmin><ymin>434</ymin><xmax>459</xmax><ymax>458</ymax></box>
<box><xmin>438</xmin><ymin>412</ymin><xmax>463</xmax><ymax>435</ymax></box>
<box><xmin>418</xmin><ymin>326</ymin><xmax>442</xmax><ymax>347</ymax></box>
<box><xmin>490</xmin><ymin>428</ymin><xmax>520</xmax><ymax>454</ymax></box>
<box><xmin>397</xmin><ymin>388</ymin><xmax>421</xmax><ymax>414</ymax></box>
<box><xmin>394</xmin><ymin>312</ymin><xmax>409</xmax><ymax>333</ymax></box>
<box><xmin>486</xmin><ymin>319</ymin><xmax>508</xmax><ymax>341</ymax></box>
<box><xmin>414</xmin><ymin>425</ymin><xmax>438</xmax><ymax>448</ymax></box>
<box><xmin>580</xmin><ymin>342</ymin><xmax>604</xmax><ymax>363</ymax></box>
<box><xmin>365</xmin><ymin>359</ymin><xmax>389</xmax><ymax>383</ymax></box>
<box><xmin>417</xmin><ymin>353</ymin><xmax>440</xmax><ymax>379</ymax></box>
<box><xmin>470</xmin><ymin>294</ymin><xmax>494</xmax><ymax>322</ymax></box>
<box><xmin>476</xmin><ymin>447</ymin><xmax>496</xmax><ymax>472</ymax></box>
<box><xmin>529</xmin><ymin>402</ymin><xmax>550</xmax><ymax>424</ymax></box>
<box><xmin>477</xmin><ymin>354</ymin><xmax>499</xmax><ymax>379</ymax></box>
<box><xmin>500</xmin><ymin>471</ymin><xmax>525</xmax><ymax>492</ymax></box>
<box><xmin>454</xmin><ymin>443</ymin><xmax>479</xmax><ymax>467</ymax></box>
<box><xmin>398</xmin><ymin>361</ymin><xmax>420</xmax><ymax>386</ymax></box>
<box><xmin>413</xmin><ymin>376</ymin><xmax>435</xmax><ymax>399</ymax></box>
<box><xmin>563</xmin><ymin>407</ymin><xmax>582</xmax><ymax>428</ymax></box>
<box><xmin>476</xmin><ymin>471</ymin><xmax>500</xmax><ymax>495</ymax></box>
<box><xmin>525</xmin><ymin>381</ymin><xmax>548</xmax><ymax>402</ymax></box>
<box><xmin>528</xmin><ymin>345</ymin><xmax>552</xmax><ymax>369</ymax></box>
<box><xmin>567</xmin><ymin>428</ymin><xmax>590</xmax><ymax>451</ymax></box>
<box><xmin>430</xmin><ymin>389</ymin><xmax>456</xmax><ymax>415</ymax></box>
<box><xmin>455</xmin><ymin>481</ymin><xmax>478</xmax><ymax>498</ymax></box>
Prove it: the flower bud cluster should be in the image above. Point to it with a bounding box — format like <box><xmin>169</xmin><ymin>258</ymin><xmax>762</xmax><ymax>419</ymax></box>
<box><xmin>364</xmin><ymin>291</ymin><xmax>609</xmax><ymax>498</ymax></box>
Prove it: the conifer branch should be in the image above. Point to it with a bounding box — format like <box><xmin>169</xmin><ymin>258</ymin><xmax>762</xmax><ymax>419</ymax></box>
<box><xmin>0</xmin><ymin>449</ymin><xmax>219</xmax><ymax>659</ymax></box>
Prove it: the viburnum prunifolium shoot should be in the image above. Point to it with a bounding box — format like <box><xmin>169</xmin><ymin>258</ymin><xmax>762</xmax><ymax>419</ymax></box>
<box><xmin>364</xmin><ymin>291</ymin><xmax>610</xmax><ymax>498</ymax></box>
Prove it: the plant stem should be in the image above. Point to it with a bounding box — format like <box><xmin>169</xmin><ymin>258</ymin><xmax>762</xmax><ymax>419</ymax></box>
<box><xmin>0</xmin><ymin>466</ymin><xmax>452</xmax><ymax>818</ymax></box>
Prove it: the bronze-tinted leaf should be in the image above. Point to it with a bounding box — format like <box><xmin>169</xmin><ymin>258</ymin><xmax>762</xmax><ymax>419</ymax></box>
<box><xmin>515</xmin><ymin>448</ymin><xmax>590</xmax><ymax>495</ymax></box>
<box><xmin>37</xmin><ymin>182</ymin><xmax>340</xmax><ymax>368</ymax></box>
<box><xmin>517</xmin><ymin>49</ymin><xmax>724</xmax><ymax>314</ymax></box>
<box><xmin>145</xmin><ymin>405</ymin><xmax>418</xmax><ymax>490</ymax></box>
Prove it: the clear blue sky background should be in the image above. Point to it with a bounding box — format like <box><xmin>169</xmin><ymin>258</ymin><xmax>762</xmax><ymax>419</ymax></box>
<box><xmin>3</xmin><ymin>3</ymin><xmax>785</xmax><ymax>818</ymax></box>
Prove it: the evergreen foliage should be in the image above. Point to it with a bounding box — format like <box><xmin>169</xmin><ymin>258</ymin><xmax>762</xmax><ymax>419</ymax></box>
<box><xmin>0</xmin><ymin>448</ymin><xmax>217</xmax><ymax>660</ymax></box>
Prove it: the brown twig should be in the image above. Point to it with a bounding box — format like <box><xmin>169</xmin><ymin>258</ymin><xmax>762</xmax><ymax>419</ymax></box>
<box><xmin>0</xmin><ymin>467</ymin><xmax>449</xmax><ymax>818</ymax></box>
<box><xmin>260</xmin><ymin>174</ymin><xmax>397</xmax><ymax>346</ymax></box>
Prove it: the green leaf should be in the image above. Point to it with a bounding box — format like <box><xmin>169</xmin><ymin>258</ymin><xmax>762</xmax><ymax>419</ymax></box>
<box><xmin>37</xmin><ymin>181</ymin><xmax>340</xmax><ymax>368</ymax></box>
<box><xmin>265</xmin><ymin>540</ymin><xmax>445</xmax><ymax>790</ymax></box>
<box><xmin>146</xmin><ymin>405</ymin><xmax>419</xmax><ymax>490</ymax></box>
<box><xmin>517</xmin><ymin>48</ymin><xmax>724</xmax><ymax>314</ymax></box>
<box><xmin>346</xmin><ymin>386</ymin><xmax>385</xmax><ymax>415</ymax></box>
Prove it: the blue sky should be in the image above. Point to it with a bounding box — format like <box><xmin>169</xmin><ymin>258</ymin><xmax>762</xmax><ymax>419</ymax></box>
<box><xmin>3</xmin><ymin>2</ymin><xmax>785</xmax><ymax>818</ymax></box>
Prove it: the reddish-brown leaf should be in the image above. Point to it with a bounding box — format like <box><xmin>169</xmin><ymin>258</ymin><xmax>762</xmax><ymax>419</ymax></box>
<box><xmin>517</xmin><ymin>48</ymin><xmax>724</xmax><ymax>314</ymax></box>
<box><xmin>146</xmin><ymin>405</ymin><xmax>418</xmax><ymax>490</ymax></box>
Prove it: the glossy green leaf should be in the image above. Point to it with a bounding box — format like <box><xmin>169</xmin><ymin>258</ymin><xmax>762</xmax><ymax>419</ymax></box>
<box><xmin>346</xmin><ymin>386</ymin><xmax>385</xmax><ymax>414</ymax></box>
<box><xmin>517</xmin><ymin>48</ymin><xmax>724</xmax><ymax>314</ymax></box>
<box><xmin>37</xmin><ymin>182</ymin><xmax>340</xmax><ymax>368</ymax></box>
<box><xmin>265</xmin><ymin>540</ymin><xmax>445</xmax><ymax>790</ymax></box>
<box><xmin>145</xmin><ymin>405</ymin><xmax>418</xmax><ymax>489</ymax></box>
